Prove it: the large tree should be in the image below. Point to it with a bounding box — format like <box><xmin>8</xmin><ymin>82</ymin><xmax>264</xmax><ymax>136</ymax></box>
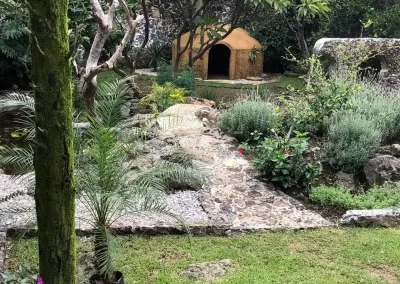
<box><xmin>28</xmin><ymin>0</ymin><xmax>76</xmax><ymax>283</ymax></box>
<box><xmin>252</xmin><ymin>0</ymin><xmax>330</xmax><ymax>59</ymax></box>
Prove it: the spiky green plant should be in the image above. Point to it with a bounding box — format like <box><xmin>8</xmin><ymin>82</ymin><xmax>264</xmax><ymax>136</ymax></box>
<box><xmin>1</xmin><ymin>78</ymin><xmax>208</xmax><ymax>281</ymax></box>
<box><xmin>74</xmin><ymin>79</ymin><xmax>208</xmax><ymax>280</ymax></box>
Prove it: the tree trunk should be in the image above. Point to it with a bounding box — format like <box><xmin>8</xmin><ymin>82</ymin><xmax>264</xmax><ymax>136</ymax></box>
<box><xmin>294</xmin><ymin>15</ymin><xmax>310</xmax><ymax>59</ymax></box>
<box><xmin>29</xmin><ymin>0</ymin><xmax>76</xmax><ymax>283</ymax></box>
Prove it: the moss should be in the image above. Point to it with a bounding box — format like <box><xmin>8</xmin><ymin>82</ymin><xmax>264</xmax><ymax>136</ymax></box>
<box><xmin>29</xmin><ymin>0</ymin><xmax>76</xmax><ymax>283</ymax></box>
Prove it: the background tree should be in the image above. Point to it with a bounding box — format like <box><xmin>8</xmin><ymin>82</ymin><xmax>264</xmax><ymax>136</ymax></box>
<box><xmin>81</xmin><ymin>0</ymin><xmax>146</xmax><ymax>111</ymax></box>
<box><xmin>27</xmin><ymin>0</ymin><xmax>76</xmax><ymax>283</ymax></box>
<box><xmin>252</xmin><ymin>0</ymin><xmax>330</xmax><ymax>59</ymax></box>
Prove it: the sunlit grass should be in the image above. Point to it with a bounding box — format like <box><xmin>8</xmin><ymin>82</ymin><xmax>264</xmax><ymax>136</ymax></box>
<box><xmin>7</xmin><ymin>228</ymin><xmax>400</xmax><ymax>283</ymax></box>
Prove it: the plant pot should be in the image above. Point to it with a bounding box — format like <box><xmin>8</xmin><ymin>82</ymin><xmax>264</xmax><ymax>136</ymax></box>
<box><xmin>89</xmin><ymin>271</ymin><xmax>124</xmax><ymax>284</ymax></box>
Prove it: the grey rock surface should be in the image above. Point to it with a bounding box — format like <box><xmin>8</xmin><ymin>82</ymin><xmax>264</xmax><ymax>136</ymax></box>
<box><xmin>180</xmin><ymin>259</ymin><xmax>233</xmax><ymax>282</ymax></box>
<box><xmin>340</xmin><ymin>208</ymin><xmax>400</xmax><ymax>227</ymax></box>
<box><xmin>364</xmin><ymin>155</ymin><xmax>400</xmax><ymax>186</ymax></box>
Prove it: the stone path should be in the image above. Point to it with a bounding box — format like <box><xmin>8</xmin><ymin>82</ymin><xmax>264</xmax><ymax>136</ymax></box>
<box><xmin>0</xmin><ymin>104</ymin><xmax>332</xmax><ymax>234</ymax></box>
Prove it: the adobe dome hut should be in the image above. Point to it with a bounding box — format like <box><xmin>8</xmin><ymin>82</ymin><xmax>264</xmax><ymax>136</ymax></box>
<box><xmin>172</xmin><ymin>26</ymin><xmax>263</xmax><ymax>80</ymax></box>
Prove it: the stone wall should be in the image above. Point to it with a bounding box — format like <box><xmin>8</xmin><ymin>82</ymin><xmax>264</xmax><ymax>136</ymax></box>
<box><xmin>313</xmin><ymin>38</ymin><xmax>400</xmax><ymax>74</ymax></box>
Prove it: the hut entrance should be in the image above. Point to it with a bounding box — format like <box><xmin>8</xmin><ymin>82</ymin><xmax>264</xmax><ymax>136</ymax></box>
<box><xmin>208</xmin><ymin>44</ymin><xmax>230</xmax><ymax>79</ymax></box>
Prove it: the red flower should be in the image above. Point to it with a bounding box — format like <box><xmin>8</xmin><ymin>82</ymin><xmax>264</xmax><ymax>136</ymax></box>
<box><xmin>285</xmin><ymin>150</ymin><xmax>291</xmax><ymax>156</ymax></box>
<box><xmin>238</xmin><ymin>147</ymin><xmax>244</xmax><ymax>155</ymax></box>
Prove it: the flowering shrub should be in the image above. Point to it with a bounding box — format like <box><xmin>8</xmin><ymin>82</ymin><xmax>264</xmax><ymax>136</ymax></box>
<box><xmin>249</xmin><ymin>129</ymin><xmax>321</xmax><ymax>189</ymax></box>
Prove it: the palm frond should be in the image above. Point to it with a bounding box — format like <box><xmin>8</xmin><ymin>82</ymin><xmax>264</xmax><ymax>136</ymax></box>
<box><xmin>94</xmin><ymin>77</ymin><xmax>131</xmax><ymax>128</ymax></box>
<box><xmin>0</xmin><ymin>190</ymin><xmax>26</xmax><ymax>203</ymax></box>
<box><xmin>93</xmin><ymin>224</ymin><xmax>115</xmax><ymax>278</ymax></box>
<box><xmin>0</xmin><ymin>145</ymin><xmax>34</xmax><ymax>175</ymax></box>
<box><xmin>0</xmin><ymin>92</ymin><xmax>34</xmax><ymax>113</ymax></box>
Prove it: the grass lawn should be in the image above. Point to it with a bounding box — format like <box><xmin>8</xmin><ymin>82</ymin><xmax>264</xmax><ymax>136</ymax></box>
<box><xmin>7</xmin><ymin>228</ymin><xmax>400</xmax><ymax>283</ymax></box>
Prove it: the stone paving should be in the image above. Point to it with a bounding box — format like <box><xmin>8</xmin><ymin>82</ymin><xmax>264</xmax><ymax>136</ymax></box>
<box><xmin>0</xmin><ymin>104</ymin><xmax>332</xmax><ymax>235</ymax></box>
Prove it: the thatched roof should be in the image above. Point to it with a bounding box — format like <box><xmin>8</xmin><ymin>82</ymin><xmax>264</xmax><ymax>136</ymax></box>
<box><xmin>173</xmin><ymin>25</ymin><xmax>262</xmax><ymax>50</ymax></box>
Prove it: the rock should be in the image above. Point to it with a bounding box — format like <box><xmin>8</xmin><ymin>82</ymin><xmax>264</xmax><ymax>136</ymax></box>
<box><xmin>120</xmin><ymin>103</ymin><xmax>131</xmax><ymax>119</ymax></box>
<box><xmin>195</xmin><ymin>107</ymin><xmax>211</xmax><ymax>119</ymax></box>
<box><xmin>246</xmin><ymin>76</ymin><xmax>263</xmax><ymax>81</ymax></box>
<box><xmin>180</xmin><ymin>259</ymin><xmax>233</xmax><ymax>282</ymax></box>
<box><xmin>313</xmin><ymin>38</ymin><xmax>400</xmax><ymax>75</ymax></box>
<box><xmin>184</xmin><ymin>97</ymin><xmax>216</xmax><ymax>108</ymax></box>
<box><xmin>334</xmin><ymin>171</ymin><xmax>355</xmax><ymax>192</ymax></box>
<box><xmin>122</xmin><ymin>114</ymin><xmax>154</xmax><ymax>129</ymax></box>
<box><xmin>340</xmin><ymin>208</ymin><xmax>400</xmax><ymax>227</ymax></box>
<box><xmin>377</xmin><ymin>144</ymin><xmax>400</xmax><ymax>157</ymax></box>
<box><xmin>363</xmin><ymin>155</ymin><xmax>400</xmax><ymax>186</ymax></box>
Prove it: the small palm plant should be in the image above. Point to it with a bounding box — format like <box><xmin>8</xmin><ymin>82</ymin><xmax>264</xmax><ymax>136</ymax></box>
<box><xmin>75</xmin><ymin>78</ymin><xmax>207</xmax><ymax>282</ymax></box>
<box><xmin>1</xmin><ymin>78</ymin><xmax>208</xmax><ymax>283</ymax></box>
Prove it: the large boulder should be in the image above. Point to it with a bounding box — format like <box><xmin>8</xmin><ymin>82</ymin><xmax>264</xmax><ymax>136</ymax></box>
<box><xmin>363</xmin><ymin>155</ymin><xmax>400</xmax><ymax>186</ymax></box>
<box><xmin>340</xmin><ymin>209</ymin><xmax>400</xmax><ymax>227</ymax></box>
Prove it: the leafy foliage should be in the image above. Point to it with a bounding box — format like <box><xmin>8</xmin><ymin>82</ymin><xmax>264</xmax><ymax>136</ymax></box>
<box><xmin>248</xmin><ymin>129</ymin><xmax>321</xmax><ymax>189</ymax></box>
<box><xmin>0</xmin><ymin>0</ymin><xmax>30</xmax><ymax>88</ymax></box>
<box><xmin>140</xmin><ymin>82</ymin><xmax>186</xmax><ymax>113</ymax></box>
<box><xmin>219</xmin><ymin>100</ymin><xmax>281</xmax><ymax>141</ymax></box>
<box><xmin>310</xmin><ymin>185</ymin><xmax>400</xmax><ymax>210</ymax></box>
<box><xmin>0</xmin><ymin>265</ymin><xmax>38</xmax><ymax>284</ymax></box>
<box><xmin>156</xmin><ymin>61</ymin><xmax>195</xmax><ymax>93</ymax></box>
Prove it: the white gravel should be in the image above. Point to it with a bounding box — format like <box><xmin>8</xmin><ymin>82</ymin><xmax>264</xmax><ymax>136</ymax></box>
<box><xmin>0</xmin><ymin>173</ymin><xmax>209</xmax><ymax>231</ymax></box>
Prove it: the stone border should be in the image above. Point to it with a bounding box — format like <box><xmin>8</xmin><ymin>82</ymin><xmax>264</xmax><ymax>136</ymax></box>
<box><xmin>0</xmin><ymin>231</ymin><xmax>6</xmax><ymax>272</ymax></box>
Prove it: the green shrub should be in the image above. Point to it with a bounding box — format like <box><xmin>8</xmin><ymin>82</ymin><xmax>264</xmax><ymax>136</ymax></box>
<box><xmin>325</xmin><ymin>112</ymin><xmax>382</xmax><ymax>172</ymax></box>
<box><xmin>140</xmin><ymin>82</ymin><xmax>186</xmax><ymax>113</ymax></box>
<box><xmin>174</xmin><ymin>66</ymin><xmax>195</xmax><ymax>94</ymax></box>
<box><xmin>219</xmin><ymin>100</ymin><xmax>280</xmax><ymax>141</ymax></box>
<box><xmin>251</xmin><ymin>130</ymin><xmax>321</xmax><ymax>189</ymax></box>
<box><xmin>310</xmin><ymin>185</ymin><xmax>400</xmax><ymax>210</ymax></box>
<box><xmin>156</xmin><ymin>61</ymin><xmax>174</xmax><ymax>85</ymax></box>
<box><xmin>350</xmin><ymin>83</ymin><xmax>400</xmax><ymax>142</ymax></box>
<box><xmin>156</xmin><ymin>61</ymin><xmax>195</xmax><ymax>94</ymax></box>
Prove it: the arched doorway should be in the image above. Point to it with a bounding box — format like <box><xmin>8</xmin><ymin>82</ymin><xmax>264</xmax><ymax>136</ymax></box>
<box><xmin>208</xmin><ymin>44</ymin><xmax>231</xmax><ymax>79</ymax></box>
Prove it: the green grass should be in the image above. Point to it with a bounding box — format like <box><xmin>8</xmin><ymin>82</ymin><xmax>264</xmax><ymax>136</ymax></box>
<box><xmin>7</xmin><ymin>229</ymin><xmax>400</xmax><ymax>283</ymax></box>
<box><xmin>197</xmin><ymin>76</ymin><xmax>304</xmax><ymax>90</ymax></box>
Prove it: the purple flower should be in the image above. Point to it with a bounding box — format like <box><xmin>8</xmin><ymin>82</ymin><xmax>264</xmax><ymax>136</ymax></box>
<box><xmin>37</xmin><ymin>277</ymin><xmax>44</xmax><ymax>284</ymax></box>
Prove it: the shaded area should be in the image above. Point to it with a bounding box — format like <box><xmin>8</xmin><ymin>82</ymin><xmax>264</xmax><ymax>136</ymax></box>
<box><xmin>359</xmin><ymin>56</ymin><xmax>382</xmax><ymax>80</ymax></box>
<box><xmin>208</xmin><ymin>44</ymin><xmax>230</xmax><ymax>79</ymax></box>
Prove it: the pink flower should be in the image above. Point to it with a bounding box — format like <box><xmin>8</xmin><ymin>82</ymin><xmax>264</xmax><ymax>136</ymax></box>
<box><xmin>285</xmin><ymin>150</ymin><xmax>291</xmax><ymax>156</ymax></box>
<box><xmin>37</xmin><ymin>277</ymin><xmax>44</xmax><ymax>284</ymax></box>
<box><xmin>238</xmin><ymin>147</ymin><xmax>244</xmax><ymax>155</ymax></box>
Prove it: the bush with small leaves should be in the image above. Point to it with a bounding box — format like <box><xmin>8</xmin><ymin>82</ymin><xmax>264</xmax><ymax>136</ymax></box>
<box><xmin>219</xmin><ymin>100</ymin><xmax>281</xmax><ymax>141</ymax></box>
<box><xmin>325</xmin><ymin>112</ymin><xmax>382</xmax><ymax>172</ymax></box>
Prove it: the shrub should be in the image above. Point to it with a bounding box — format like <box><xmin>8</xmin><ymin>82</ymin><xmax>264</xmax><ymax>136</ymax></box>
<box><xmin>156</xmin><ymin>61</ymin><xmax>195</xmax><ymax>94</ymax></box>
<box><xmin>349</xmin><ymin>82</ymin><xmax>400</xmax><ymax>142</ymax></box>
<box><xmin>325</xmin><ymin>112</ymin><xmax>382</xmax><ymax>172</ymax></box>
<box><xmin>140</xmin><ymin>82</ymin><xmax>186</xmax><ymax>113</ymax></box>
<box><xmin>310</xmin><ymin>185</ymin><xmax>400</xmax><ymax>210</ymax></box>
<box><xmin>252</xmin><ymin>130</ymin><xmax>321</xmax><ymax>189</ymax></box>
<box><xmin>219</xmin><ymin>100</ymin><xmax>280</xmax><ymax>141</ymax></box>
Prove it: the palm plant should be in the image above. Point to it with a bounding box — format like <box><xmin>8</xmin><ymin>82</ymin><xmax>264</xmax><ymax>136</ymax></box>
<box><xmin>75</xmin><ymin>78</ymin><xmax>208</xmax><ymax>282</ymax></box>
<box><xmin>0</xmin><ymin>78</ymin><xmax>208</xmax><ymax>282</ymax></box>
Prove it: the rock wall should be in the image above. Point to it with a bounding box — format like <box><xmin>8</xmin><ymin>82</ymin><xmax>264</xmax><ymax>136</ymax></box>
<box><xmin>313</xmin><ymin>38</ymin><xmax>400</xmax><ymax>74</ymax></box>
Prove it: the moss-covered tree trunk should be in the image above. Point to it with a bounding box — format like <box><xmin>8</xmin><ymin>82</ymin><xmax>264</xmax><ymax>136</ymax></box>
<box><xmin>28</xmin><ymin>0</ymin><xmax>76</xmax><ymax>283</ymax></box>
